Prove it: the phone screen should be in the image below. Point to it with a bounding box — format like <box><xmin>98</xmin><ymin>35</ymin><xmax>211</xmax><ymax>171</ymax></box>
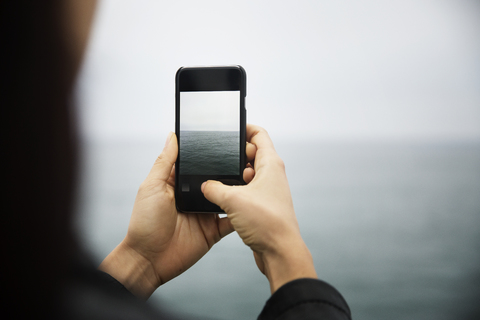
<box><xmin>175</xmin><ymin>66</ymin><xmax>246</xmax><ymax>213</ymax></box>
<box><xmin>179</xmin><ymin>91</ymin><xmax>240</xmax><ymax>176</ymax></box>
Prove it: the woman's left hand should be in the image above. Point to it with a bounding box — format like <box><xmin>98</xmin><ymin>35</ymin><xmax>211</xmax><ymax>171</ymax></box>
<box><xmin>99</xmin><ymin>132</ymin><xmax>234</xmax><ymax>299</ymax></box>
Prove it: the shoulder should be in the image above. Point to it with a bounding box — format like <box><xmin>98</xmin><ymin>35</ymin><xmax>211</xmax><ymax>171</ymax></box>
<box><xmin>58</xmin><ymin>260</ymin><xmax>177</xmax><ymax>320</ymax></box>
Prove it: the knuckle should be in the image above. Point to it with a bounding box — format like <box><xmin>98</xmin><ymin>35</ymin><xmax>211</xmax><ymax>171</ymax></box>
<box><xmin>221</xmin><ymin>187</ymin><xmax>233</xmax><ymax>202</ymax></box>
<box><xmin>137</xmin><ymin>180</ymin><xmax>152</xmax><ymax>195</ymax></box>
<box><xmin>155</xmin><ymin>152</ymin><xmax>169</xmax><ymax>166</ymax></box>
<box><xmin>271</xmin><ymin>154</ymin><xmax>286</xmax><ymax>171</ymax></box>
<box><xmin>257</xmin><ymin>126</ymin><xmax>268</xmax><ymax>135</ymax></box>
<box><xmin>138</xmin><ymin>175</ymin><xmax>160</xmax><ymax>193</ymax></box>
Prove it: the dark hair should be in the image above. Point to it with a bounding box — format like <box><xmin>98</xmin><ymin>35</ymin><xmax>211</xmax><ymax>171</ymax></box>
<box><xmin>2</xmin><ymin>0</ymin><xmax>78</xmax><ymax>316</ymax></box>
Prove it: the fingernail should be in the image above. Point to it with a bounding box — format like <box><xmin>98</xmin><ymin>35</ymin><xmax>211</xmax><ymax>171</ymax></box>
<box><xmin>164</xmin><ymin>132</ymin><xmax>173</xmax><ymax>148</ymax></box>
<box><xmin>201</xmin><ymin>181</ymin><xmax>207</xmax><ymax>193</ymax></box>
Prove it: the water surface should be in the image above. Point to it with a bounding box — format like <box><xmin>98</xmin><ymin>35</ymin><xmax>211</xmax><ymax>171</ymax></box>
<box><xmin>77</xmin><ymin>139</ymin><xmax>480</xmax><ymax>319</ymax></box>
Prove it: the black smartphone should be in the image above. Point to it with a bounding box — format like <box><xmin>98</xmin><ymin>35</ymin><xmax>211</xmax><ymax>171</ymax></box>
<box><xmin>175</xmin><ymin>66</ymin><xmax>247</xmax><ymax>213</ymax></box>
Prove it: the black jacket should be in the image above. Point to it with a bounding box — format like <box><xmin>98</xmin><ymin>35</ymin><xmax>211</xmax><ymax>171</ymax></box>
<box><xmin>59</xmin><ymin>263</ymin><xmax>351</xmax><ymax>320</ymax></box>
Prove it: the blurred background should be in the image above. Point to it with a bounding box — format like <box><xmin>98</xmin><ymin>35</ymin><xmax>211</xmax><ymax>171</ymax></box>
<box><xmin>74</xmin><ymin>1</ymin><xmax>480</xmax><ymax>319</ymax></box>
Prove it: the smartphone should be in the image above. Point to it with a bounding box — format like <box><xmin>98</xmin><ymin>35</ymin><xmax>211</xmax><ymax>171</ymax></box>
<box><xmin>175</xmin><ymin>66</ymin><xmax>247</xmax><ymax>213</ymax></box>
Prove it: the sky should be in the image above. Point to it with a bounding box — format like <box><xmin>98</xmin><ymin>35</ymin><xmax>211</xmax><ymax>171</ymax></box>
<box><xmin>180</xmin><ymin>91</ymin><xmax>240</xmax><ymax>131</ymax></box>
<box><xmin>75</xmin><ymin>0</ymin><xmax>480</xmax><ymax>142</ymax></box>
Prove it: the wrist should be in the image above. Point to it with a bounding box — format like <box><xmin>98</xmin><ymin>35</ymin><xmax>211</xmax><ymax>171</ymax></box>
<box><xmin>262</xmin><ymin>237</ymin><xmax>318</xmax><ymax>294</ymax></box>
<box><xmin>98</xmin><ymin>240</ymin><xmax>160</xmax><ymax>300</ymax></box>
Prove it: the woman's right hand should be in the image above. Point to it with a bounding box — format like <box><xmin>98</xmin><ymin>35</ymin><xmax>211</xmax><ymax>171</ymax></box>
<box><xmin>201</xmin><ymin>124</ymin><xmax>318</xmax><ymax>293</ymax></box>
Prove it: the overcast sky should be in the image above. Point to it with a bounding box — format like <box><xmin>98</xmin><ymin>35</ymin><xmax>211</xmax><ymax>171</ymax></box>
<box><xmin>76</xmin><ymin>0</ymin><xmax>480</xmax><ymax>142</ymax></box>
<box><xmin>180</xmin><ymin>91</ymin><xmax>240</xmax><ymax>131</ymax></box>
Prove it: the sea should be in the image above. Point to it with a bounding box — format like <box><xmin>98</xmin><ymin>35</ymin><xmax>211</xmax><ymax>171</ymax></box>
<box><xmin>179</xmin><ymin>130</ymin><xmax>240</xmax><ymax>175</ymax></box>
<box><xmin>76</xmin><ymin>138</ymin><xmax>480</xmax><ymax>320</ymax></box>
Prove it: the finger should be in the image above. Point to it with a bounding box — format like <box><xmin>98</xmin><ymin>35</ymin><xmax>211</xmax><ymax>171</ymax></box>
<box><xmin>246</xmin><ymin>125</ymin><xmax>279</xmax><ymax>171</ymax></box>
<box><xmin>218</xmin><ymin>216</ymin><xmax>235</xmax><ymax>238</ymax></box>
<box><xmin>243</xmin><ymin>167</ymin><xmax>255</xmax><ymax>184</ymax></box>
<box><xmin>201</xmin><ymin>180</ymin><xmax>233</xmax><ymax>210</ymax></box>
<box><xmin>166</xmin><ymin>164</ymin><xmax>175</xmax><ymax>187</ymax></box>
<box><xmin>246</xmin><ymin>124</ymin><xmax>275</xmax><ymax>151</ymax></box>
<box><xmin>246</xmin><ymin>142</ymin><xmax>257</xmax><ymax>162</ymax></box>
<box><xmin>148</xmin><ymin>132</ymin><xmax>178</xmax><ymax>182</ymax></box>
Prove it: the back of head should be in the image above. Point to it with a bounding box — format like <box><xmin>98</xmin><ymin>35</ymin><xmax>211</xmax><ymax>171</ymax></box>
<box><xmin>1</xmin><ymin>0</ymin><xmax>78</xmax><ymax>316</ymax></box>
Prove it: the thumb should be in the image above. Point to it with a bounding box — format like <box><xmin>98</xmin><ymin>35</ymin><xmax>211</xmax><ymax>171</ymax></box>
<box><xmin>148</xmin><ymin>132</ymin><xmax>178</xmax><ymax>182</ymax></box>
<box><xmin>201</xmin><ymin>180</ymin><xmax>234</xmax><ymax>210</ymax></box>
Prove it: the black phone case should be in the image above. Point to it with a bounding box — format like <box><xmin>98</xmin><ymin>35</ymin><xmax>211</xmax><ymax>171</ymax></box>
<box><xmin>174</xmin><ymin>65</ymin><xmax>247</xmax><ymax>213</ymax></box>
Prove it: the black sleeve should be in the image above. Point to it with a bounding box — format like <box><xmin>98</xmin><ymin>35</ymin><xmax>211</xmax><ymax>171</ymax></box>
<box><xmin>61</xmin><ymin>265</ymin><xmax>177</xmax><ymax>320</ymax></box>
<box><xmin>96</xmin><ymin>270</ymin><xmax>137</xmax><ymax>298</ymax></box>
<box><xmin>258</xmin><ymin>278</ymin><xmax>351</xmax><ymax>320</ymax></box>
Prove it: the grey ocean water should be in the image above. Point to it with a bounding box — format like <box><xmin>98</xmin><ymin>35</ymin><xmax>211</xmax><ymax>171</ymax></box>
<box><xmin>77</xmin><ymin>139</ymin><xmax>480</xmax><ymax>320</ymax></box>
<box><xmin>180</xmin><ymin>130</ymin><xmax>239</xmax><ymax>175</ymax></box>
